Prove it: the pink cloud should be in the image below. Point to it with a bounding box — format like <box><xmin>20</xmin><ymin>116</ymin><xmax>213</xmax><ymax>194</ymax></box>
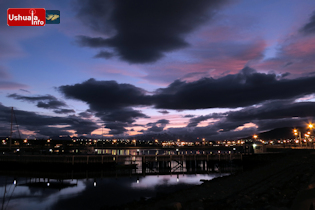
<box><xmin>281</xmin><ymin>36</ymin><xmax>315</xmax><ymax>58</ymax></box>
<box><xmin>0</xmin><ymin>81</ymin><xmax>28</xmax><ymax>90</ymax></box>
<box><xmin>92</xmin><ymin>63</ymin><xmax>146</xmax><ymax>78</ymax></box>
<box><xmin>0</xmin><ymin>66</ymin><xmax>10</xmax><ymax>79</ymax></box>
<box><xmin>252</xmin><ymin>35</ymin><xmax>315</xmax><ymax>75</ymax></box>
<box><xmin>143</xmin><ymin>39</ymin><xmax>266</xmax><ymax>84</ymax></box>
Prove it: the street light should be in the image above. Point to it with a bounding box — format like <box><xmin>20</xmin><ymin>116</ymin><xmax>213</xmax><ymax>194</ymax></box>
<box><xmin>253</xmin><ymin>135</ymin><xmax>258</xmax><ymax>140</ymax></box>
<box><xmin>308</xmin><ymin>123</ymin><xmax>314</xmax><ymax>147</ymax></box>
<box><xmin>293</xmin><ymin>129</ymin><xmax>302</xmax><ymax>146</ymax></box>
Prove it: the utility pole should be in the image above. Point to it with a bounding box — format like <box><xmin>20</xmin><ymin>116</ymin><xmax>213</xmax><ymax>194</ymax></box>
<box><xmin>101</xmin><ymin>125</ymin><xmax>104</xmax><ymax>150</ymax></box>
<box><xmin>9</xmin><ymin>107</ymin><xmax>13</xmax><ymax>150</ymax></box>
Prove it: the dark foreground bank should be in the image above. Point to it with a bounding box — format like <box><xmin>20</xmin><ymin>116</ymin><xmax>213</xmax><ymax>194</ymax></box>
<box><xmin>110</xmin><ymin>149</ymin><xmax>315</xmax><ymax>210</ymax></box>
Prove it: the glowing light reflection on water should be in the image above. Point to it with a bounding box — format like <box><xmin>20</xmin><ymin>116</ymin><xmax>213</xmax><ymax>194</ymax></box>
<box><xmin>0</xmin><ymin>173</ymin><xmax>228</xmax><ymax>210</ymax></box>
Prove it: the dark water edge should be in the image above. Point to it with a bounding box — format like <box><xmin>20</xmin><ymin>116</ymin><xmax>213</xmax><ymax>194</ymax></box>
<box><xmin>113</xmin><ymin>150</ymin><xmax>315</xmax><ymax>210</ymax></box>
<box><xmin>0</xmin><ymin>173</ymin><xmax>229</xmax><ymax>210</ymax></box>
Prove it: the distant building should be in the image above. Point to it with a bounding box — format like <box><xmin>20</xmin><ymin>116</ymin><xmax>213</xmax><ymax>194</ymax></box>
<box><xmin>252</xmin><ymin>142</ymin><xmax>266</xmax><ymax>153</ymax></box>
<box><xmin>243</xmin><ymin>141</ymin><xmax>266</xmax><ymax>154</ymax></box>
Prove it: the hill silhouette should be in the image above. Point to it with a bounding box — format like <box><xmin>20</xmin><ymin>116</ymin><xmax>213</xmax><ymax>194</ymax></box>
<box><xmin>247</xmin><ymin>127</ymin><xmax>312</xmax><ymax>140</ymax></box>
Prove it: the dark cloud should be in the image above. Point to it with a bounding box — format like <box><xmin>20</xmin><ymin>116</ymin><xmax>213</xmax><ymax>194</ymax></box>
<box><xmin>37</xmin><ymin>101</ymin><xmax>67</xmax><ymax>109</ymax></box>
<box><xmin>8</xmin><ymin>93</ymin><xmax>55</xmax><ymax>101</ymax></box>
<box><xmin>156</xmin><ymin>119</ymin><xmax>170</xmax><ymax>125</ymax></box>
<box><xmin>153</xmin><ymin>67</ymin><xmax>315</xmax><ymax>109</ymax></box>
<box><xmin>255</xmin><ymin>118</ymin><xmax>306</xmax><ymax>132</ymax></box>
<box><xmin>79</xmin><ymin>110</ymin><xmax>93</xmax><ymax>118</ymax></box>
<box><xmin>97</xmin><ymin>108</ymin><xmax>149</xmax><ymax>124</ymax></box>
<box><xmin>300</xmin><ymin>11</ymin><xmax>315</xmax><ymax>34</ymax></box>
<box><xmin>19</xmin><ymin>89</ymin><xmax>30</xmax><ymax>93</ymax></box>
<box><xmin>209</xmin><ymin>118</ymin><xmax>247</xmax><ymax>133</ymax></box>
<box><xmin>143</xmin><ymin>119</ymin><xmax>170</xmax><ymax>134</ymax></box>
<box><xmin>75</xmin><ymin>0</ymin><xmax>230</xmax><ymax>63</ymax></box>
<box><xmin>8</xmin><ymin>93</ymin><xmax>67</xmax><ymax>109</ymax></box>
<box><xmin>59</xmin><ymin>78</ymin><xmax>150</xmax><ymax>109</ymax></box>
<box><xmin>58</xmin><ymin>69</ymin><xmax>315</xmax><ymax>135</ymax></box>
<box><xmin>279</xmin><ymin>72</ymin><xmax>290</xmax><ymax>78</ymax></box>
<box><xmin>104</xmin><ymin>121</ymin><xmax>128</xmax><ymax>135</ymax></box>
<box><xmin>98</xmin><ymin>108</ymin><xmax>149</xmax><ymax>135</ymax></box>
<box><xmin>94</xmin><ymin>51</ymin><xmax>114</xmax><ymax>59</ymax></box>
<box><xmin>53</xmin><ymin>109</ymin><xmax>75</xmax><ymax>114</ymax></box>
<box><xmin>187</xmin><ymin>113</ymin><xmax>223</xmax><ymax>127</ymax></box>
<box><xmin>283</xmin><ymin>62</ymin><xmax>293</xmax><ymax>68</ymax></box>
<box><xmin>158</xmin><ymin>110</ymin><xmax>169</xmax><ymax>115</ymax></box>
<box><xmin>147</xmin><ymin>125</ymin><xmax>165</xmax><ymax>133</ymax></box>
<box><xmin>186</xmin><ymin>115</ymin><xmax>208</xmax><ymax>127</ymax></box>
<box><xmin>150</xmin><ymin>98</ymin><xmax>315</xmax><ymax>140</ymax></box>
<box><xmin>146</xmin><ymin>122</ymin><xmax>155</xmax><ymax>127</ymax></box>
<box><xmin>59</xmin><ymin>79</ymin><xmax>150</xmax><ymax>135</ymax></box>
<box><xmin>226</xmin><ymin>99</ymin><xmax>315</xmax><ymax>122</ymax></box>
<box><xmin>208</xmin><ymin>127</ymin><xmax>257</xmax><ymax>140</ymax></box>
<box><xmin>181</xmin><ymin>71</ymin><xmax>213</xmax><ymax>82</ymax></box>
<box><xmin>0</xmin><ymin>103</ymin><xmax>98</xmax><ymax>138</ymax></box>
<box><xmin>169</xmin><ymin>100</ymin><xmax>315</xmax><ymax>140</ymax></box>
<box><xmin>164</xmin><ymin>117</ymin><xmax>254</xmax><ymax>140</ymax></box>
<box><xmin>184</xmin><ymin>114</ymin><xmax>195</xmax><ymax>118</ymax></box>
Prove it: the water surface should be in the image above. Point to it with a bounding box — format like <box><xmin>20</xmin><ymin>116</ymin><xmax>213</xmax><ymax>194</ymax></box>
<box><xmin>0</xmin><ymin>173</ymin><xmax>227</xmax><ymax>210</ymax></box>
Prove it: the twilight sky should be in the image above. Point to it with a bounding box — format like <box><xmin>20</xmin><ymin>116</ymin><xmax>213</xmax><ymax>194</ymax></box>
<box><xmin>1</xmin><ymin>0</ymin><xmax>315</xmax><ymax>140</ymax></box>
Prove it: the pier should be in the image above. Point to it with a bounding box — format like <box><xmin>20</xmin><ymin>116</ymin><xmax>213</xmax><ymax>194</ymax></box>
<box><xmin>0</xmin><ymin>153</ymin><xmax>243</xmax><ymax>179</ymax></box>
<box><xmin>0</xmin><ymin>153</ymin><xmax>242</xmax><ymax>165</ymax></box>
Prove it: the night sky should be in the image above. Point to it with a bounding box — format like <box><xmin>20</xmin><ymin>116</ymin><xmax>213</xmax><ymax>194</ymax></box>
<box><xmin>1</xmin><ymin>0</ymin><xmax>315</xmax><ymax>140</ymax></box>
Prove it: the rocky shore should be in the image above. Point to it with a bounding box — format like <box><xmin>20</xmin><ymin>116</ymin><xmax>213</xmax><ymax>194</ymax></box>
<box><xmin>109</xmin><ymin>149</ymin><xmax>315</xmax><ymax>210</ymax></box>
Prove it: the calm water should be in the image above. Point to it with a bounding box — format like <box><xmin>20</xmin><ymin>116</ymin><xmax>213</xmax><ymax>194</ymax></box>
<box><xmin>0</xmin><ymin>173</ymin><xmax>228</xmax><ymax>210</ymax></box>
<box><xmin>0</xmin><ymin>148</ymin><xmax>237</xmax><ymax>209</ymax></box>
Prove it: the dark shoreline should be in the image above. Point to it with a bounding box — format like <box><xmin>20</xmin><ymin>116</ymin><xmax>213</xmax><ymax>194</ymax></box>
<box><xmin>111</xmin><ymin>149</ymin><xmax>315</xmax><ymax>210</ymax></box>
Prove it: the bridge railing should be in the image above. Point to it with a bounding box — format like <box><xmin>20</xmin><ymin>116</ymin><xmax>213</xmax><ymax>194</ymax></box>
<box><xmin>0</xmin><ymin>153</ymin><xmax>242</xmax><ymax>165</ymax></box>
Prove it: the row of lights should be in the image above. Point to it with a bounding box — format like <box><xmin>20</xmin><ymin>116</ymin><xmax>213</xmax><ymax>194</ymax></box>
<box><xmin>294</xmin><ymin>123</ymin><xmax>314</xmax><ymax>139</ymax></box>
<box><xmin>252</xmin><ymin>123</ymin><xmax>314</xmax><ymax>142</ymax></box>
